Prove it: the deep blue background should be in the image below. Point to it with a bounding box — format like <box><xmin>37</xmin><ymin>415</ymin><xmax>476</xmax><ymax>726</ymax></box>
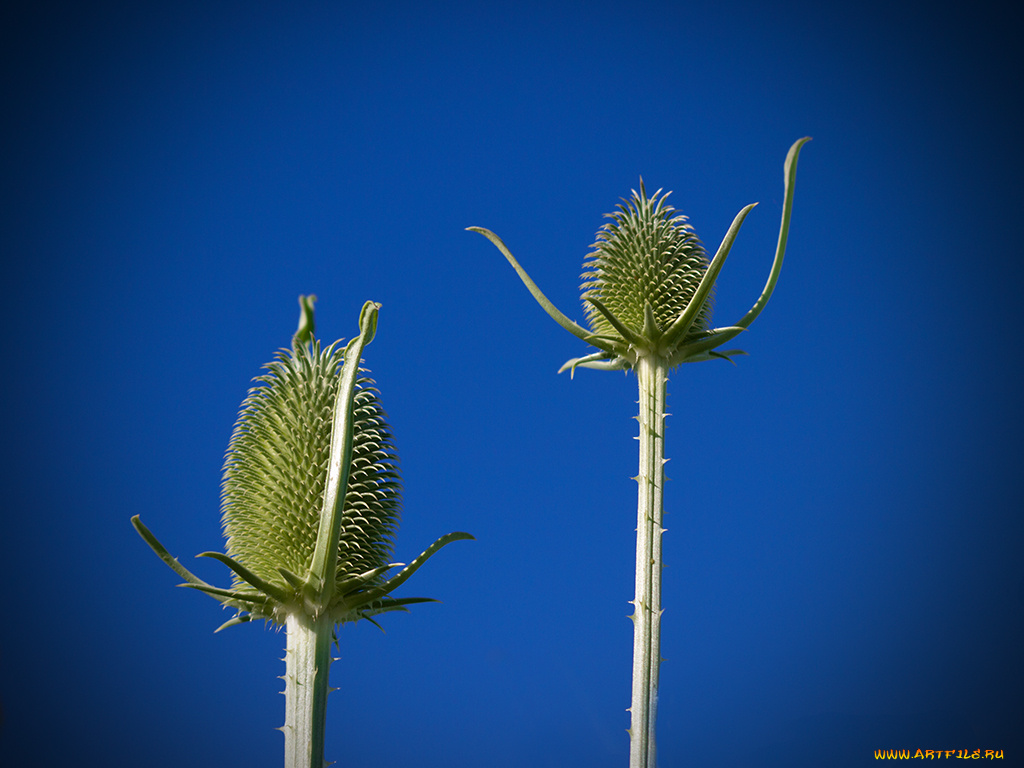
<box><xmin>3</xmin><ymin>2</ymin><xmax>1022</xmax><ymax>766</ymax></box>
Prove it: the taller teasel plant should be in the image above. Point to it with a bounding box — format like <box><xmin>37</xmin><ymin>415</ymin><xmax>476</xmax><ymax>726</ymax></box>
<box><xmin>469</xmin><ymin>138</ymin><xmax>809</xmax><ymax>768</ymax></box>
<box><xmin>132</xmin><ymin>297</ymin><xmax>472</xmax><ymax>768</ymax></box>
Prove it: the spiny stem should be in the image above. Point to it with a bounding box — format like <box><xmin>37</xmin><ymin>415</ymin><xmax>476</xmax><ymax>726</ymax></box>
<box><xmin>283</xmin><ymin>612</ymin><xmax>334</xmax><ymax>768</ymax></box>
<box><xmin>629</xmin><ymin>354</ymin><xmax>667</xmax><ymax>768</ymax></box>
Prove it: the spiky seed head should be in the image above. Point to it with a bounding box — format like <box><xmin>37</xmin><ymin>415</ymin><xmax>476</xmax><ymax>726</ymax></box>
<box><xmin>581</xmin><ymin>181</ymin><xmax>713</xmax><ymax>342</ymax></box>
<box><xmin>220</xmin><ymin>339</ymin><xmax>400</xmax><ymax>603</ymax></box>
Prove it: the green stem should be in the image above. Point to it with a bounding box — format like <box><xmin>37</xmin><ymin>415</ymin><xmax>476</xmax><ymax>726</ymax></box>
<box><xmin>282</xmin><ymin>612</ymin><xmax>335</xmax><ymax>768</ymax></box>
<box><xmin>629</xmin><ymin>355</ymin><xmax>667</xmax><ymax>768</ymax></box>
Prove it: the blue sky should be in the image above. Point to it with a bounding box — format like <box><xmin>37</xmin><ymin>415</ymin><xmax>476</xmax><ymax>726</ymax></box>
<box><xmin>3</xmin><ymin>2</ymin><xmax>1022</xmax><ymax>766</ymax></box>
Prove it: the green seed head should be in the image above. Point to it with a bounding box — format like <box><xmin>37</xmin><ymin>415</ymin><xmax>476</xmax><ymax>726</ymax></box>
<box><xmin>581</xmin><ymin>181</ymin><xmax>713</xmax><ymax>344</ymax></box>
<box><xmin>132</xmin><ymin>297</ymin><xmax>472</xmax><ymax>632</ymax></box>
<box><xmin>220</xmin><ymin>339</ymin><xmax>400</xmax><ymax>610</ymax></box>
<box><xmin>468</xmin><ymin>137</ymin><xmax>810</xmax><ymax>374</ymax></box>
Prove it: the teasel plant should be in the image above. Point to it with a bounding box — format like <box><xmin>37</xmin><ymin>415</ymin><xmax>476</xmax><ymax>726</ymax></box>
<box><xmin>132</xmin><ymin>297</ymin><xmax>473</xmax><ymax>768</ymax></box>
<box><xmin>468</xmin><ymin>138</ymin><xmax>810</xmax><ymax>768</ymax></box>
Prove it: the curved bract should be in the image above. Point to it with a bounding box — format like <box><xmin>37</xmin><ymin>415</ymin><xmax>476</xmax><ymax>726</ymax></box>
<box><xmin>468</xmin><ymin>137</ymin><xmax>811</xmax><ymax>374</ymax></box>
<box><xmin>133</xmin><ymin>297</ymin><xmax>472</xmax><ymax>632</ymax></box>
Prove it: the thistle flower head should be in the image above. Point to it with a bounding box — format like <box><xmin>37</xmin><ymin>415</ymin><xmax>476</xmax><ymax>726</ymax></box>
<box><xmin>220</xmin><ymin>339</ymin><xmax>400</xmax><ymax>604</ymax></box>
<box><xmin>581</xmin><ymin>181</ymin><xmax>714</xmax><ymax>345</ymax></box>
<box><xmin>468</xmin><ymin>137</ymin><xmax>811</xmax><ymax>374</ymax></box>
<box><xmin>132</xmin><ymin>297</ymin><xmax>472</xmax><ymax>632</ymax></box>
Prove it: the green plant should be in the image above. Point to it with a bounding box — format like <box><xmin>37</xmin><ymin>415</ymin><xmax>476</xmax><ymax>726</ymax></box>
<box><xmin>133</xmin><ymin>297</ymin><xmax>472</xmax><ymax>768</ymax></box>
<box><xmin>468</xmin><ymin>137</ymin><xmax>810</xmax><ymax>767</ymax></box>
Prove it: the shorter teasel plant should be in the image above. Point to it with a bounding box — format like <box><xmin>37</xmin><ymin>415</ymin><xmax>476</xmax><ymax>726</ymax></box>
<box><xmin>133</xmin><ymin>297</ymin><xmax>472</xmax><ymax>768</ymax></box>
<box><xmin>469</xmin><ymin>138</ymin><xmax>810</xmax><ymax>768</ymax></box>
